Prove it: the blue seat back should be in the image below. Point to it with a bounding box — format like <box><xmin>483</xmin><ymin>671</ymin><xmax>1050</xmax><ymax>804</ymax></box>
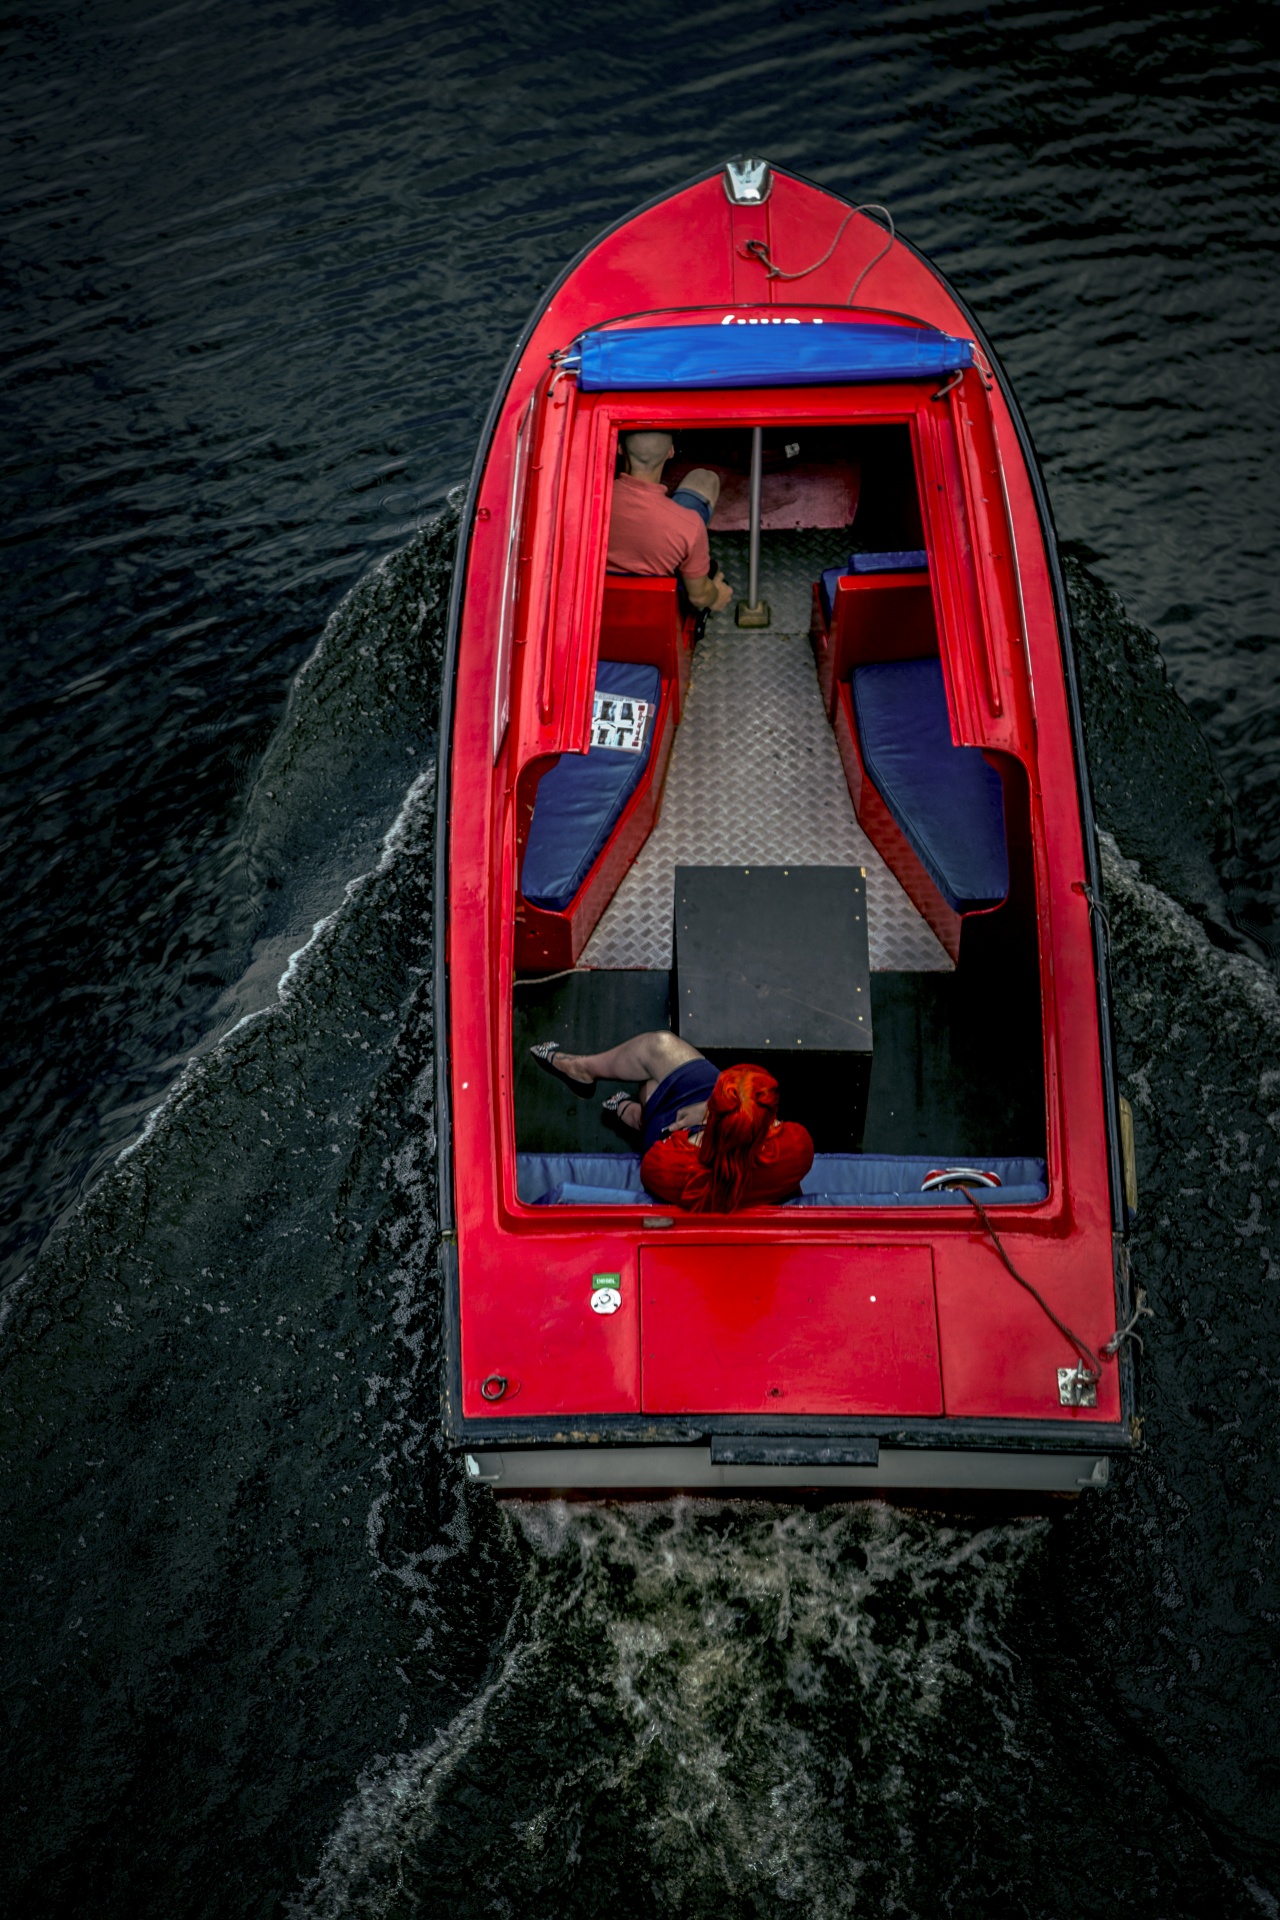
<box><xmin>516</xmin><ymin>1153</ymin><xmax>646</xmax><ymax>1203</ymax></box>
<box><xmin>819</xmin><ymin>550</ymin><xmax>928</xmax><ymax>623</ymax></box>
<box><xmin>521</xmin><ymin>660</ymin><xmax>662</xmax><ymax>912</ymax></box>
<box><xmin>516</xmin><ymin>1151</ymin><xmax>1046</xmax><ymax>1206</ymax></box>
<box><xmin>851</xmin><ymin>658</ymin><xmax>1008</xmax><ymax>912</ymax></box>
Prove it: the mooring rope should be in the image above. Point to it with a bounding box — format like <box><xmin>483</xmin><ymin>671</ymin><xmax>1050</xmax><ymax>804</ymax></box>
<box><xmin>1103</xmin><ymin>1288</ymin><xmax>1152</xmax><ymax>1356</ymax></box>
<box><xmin>1072</xmin><ymin>878</ymin><xmax>1112</xmax><ymax>949</ymax></box>
<box><xmin>965</xmin><ymin>1188</ymin><xmax>1104</xmax><ymax>1385</ymax></box>
<box><xmin>512</xmin><ymin>967</ymin><xmax>581</xmax><ymax>989</ymax></box>
<box><xmin>738</xmin><ymin>204</ymin><xmax>896</xmax><ymax>304</ymax></box>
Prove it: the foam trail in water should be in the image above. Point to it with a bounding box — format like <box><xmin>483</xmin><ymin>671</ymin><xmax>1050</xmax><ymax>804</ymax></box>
<box><xmin>294</xmin><ymin>1640</ymin><xmax>533</xmax><ymax>1920</ymax></box>
<box><xmin>298</xmin><ymin>1499</ymin><xmax>1051</xmax><ymax>1918</ymax></box>
<box><xmin>111</xmin><ymin>762</ymin><xmax>436</xmax><ymax>1175</ymax></box>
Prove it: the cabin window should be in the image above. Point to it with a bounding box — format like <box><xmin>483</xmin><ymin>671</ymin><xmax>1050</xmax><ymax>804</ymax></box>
<box><xmin>510</xmin><ymin>414</ymin><xmax>1046</xmax><ymax>1213</ymax></box>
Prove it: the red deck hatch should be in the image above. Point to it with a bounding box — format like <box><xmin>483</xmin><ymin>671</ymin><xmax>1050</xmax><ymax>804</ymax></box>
<box><xmin>640</xmin><ymin>1244</ymin><xmax>942</xmax><ymax>1415</ymax></box>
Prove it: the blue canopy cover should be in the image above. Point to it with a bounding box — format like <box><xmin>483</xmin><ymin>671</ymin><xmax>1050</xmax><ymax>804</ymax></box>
<box><xmin>565</xmin><ymin>321</ymin><xmax>973</xmax><ymax>392</ymax></box>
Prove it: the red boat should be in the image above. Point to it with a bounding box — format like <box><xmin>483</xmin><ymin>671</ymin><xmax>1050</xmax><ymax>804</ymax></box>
<box><xmin>436</xmin><ymin>160</ymin><xmax>1139</xmax><ymax>1495</ymax></box>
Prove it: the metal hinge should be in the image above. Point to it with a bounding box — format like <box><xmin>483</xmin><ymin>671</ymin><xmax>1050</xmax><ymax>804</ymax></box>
<box><xmin>1058</xmin><ymin>1363</ymin><xmax>1098</xmax><ymax>1408</ymax></box>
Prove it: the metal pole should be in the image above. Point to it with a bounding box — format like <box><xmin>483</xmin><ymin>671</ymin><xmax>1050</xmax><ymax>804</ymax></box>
<box><xmin>735</xmin><ymin>426</ymin><xmax>771</xmax><ymax>627</ymax></box>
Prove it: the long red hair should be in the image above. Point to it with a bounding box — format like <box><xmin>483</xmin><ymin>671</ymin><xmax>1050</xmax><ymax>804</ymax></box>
<box><xmin>684</xmin><ymin>1064</ymin><xmax>780</xmax><ymax>1213</ymax></box>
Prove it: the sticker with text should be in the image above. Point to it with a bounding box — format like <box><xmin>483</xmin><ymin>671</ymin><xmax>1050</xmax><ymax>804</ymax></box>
<box><xmin>592</xmin><ymin>694</ymin><xmax>650</xmax><ymax>753</ymax></box>
<box><xmin>591</xmin><ymin>1272</ymin><xmax>623</xmax><ymax>1315</ymax></box>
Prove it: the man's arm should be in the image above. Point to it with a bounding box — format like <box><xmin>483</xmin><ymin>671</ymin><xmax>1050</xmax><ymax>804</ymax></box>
<box><xmin>677</xmin><ymin>515</ymin><xmax>732</xmax><ymax>612</ymax></box>
<box><xmin>682</xmin><ymin>565</ymin><xmax>733</xmax><ymax>612</ymax></box>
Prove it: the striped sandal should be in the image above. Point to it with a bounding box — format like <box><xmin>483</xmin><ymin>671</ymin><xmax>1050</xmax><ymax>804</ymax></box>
<box><xmin>529</xmin><ymin>1040</ymin><xmax>594</xmax><ymax>1096</ymax></box>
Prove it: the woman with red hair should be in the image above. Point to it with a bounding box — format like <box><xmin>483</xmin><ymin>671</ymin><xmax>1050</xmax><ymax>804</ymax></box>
<box><xmin>531</xmin><ymin>1030</ymin><xmax>813</xmax><ymax>1211</ymax></box>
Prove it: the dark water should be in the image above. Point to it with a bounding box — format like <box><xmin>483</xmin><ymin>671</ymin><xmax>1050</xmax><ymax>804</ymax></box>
<box><xmin>3</xmin><ymin>4</ymin><xmax>1279</xmax><ymax>1913</ymax></box>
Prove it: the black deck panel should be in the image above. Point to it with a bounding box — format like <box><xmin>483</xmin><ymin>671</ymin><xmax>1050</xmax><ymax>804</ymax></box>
<box><xmin>673</xmin><ymin>865</ymin><xmax>873</xmax><ymax>1052</ymax></box>
<box><xmin>674</xmin><ymin>864</ymin><xmax>872</xmax><ymax>1150</ymax></box>
<box><xmin>512</xmin><ymin>968</ymin><xmax>670</xmax><ymax>1154</ymax></box>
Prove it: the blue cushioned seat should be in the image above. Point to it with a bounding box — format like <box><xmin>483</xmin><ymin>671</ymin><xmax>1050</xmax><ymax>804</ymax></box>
<box><xmin>517</xmin><ymin>1154</ymin><xmax>645</xmax><ymax>1203</ymax></box>
<box><xmin>515</xmin><ymin>1151</ymin><xmax>1046</xmax><ymax>1207</ymax></box>
<box><xmin>851</xmin><ymin>658</ymin><xmax>1008</xmax><ymax>912</ymax></box>
<box><xmin>533</xmin><ymin>1182</ymin><xmax>645</xmax><ymax>1206</ymax></box>
<box><xmin>521</xmin><ymin>660</ymin><xmax>663</xmax><ymax>912</ymax></box>
<box><xmin>791</xmin><ymin>1152</ymin><xmax>1046</xmax><ymax>1206</ymax></box>
<box><xmin>800</xmin><ymin>1153</ymin><xmax>1045</xmax><ymax>1195</ymax></box>
<box><xmin>789</xmin><ymin>1185</ymin><xmax>1048</xmax><ymax>1207</ymax></box>
<box><xmin>819</xmin><ymin>550</ymin><xmax>928</xmax><ymax>623</ymax></box>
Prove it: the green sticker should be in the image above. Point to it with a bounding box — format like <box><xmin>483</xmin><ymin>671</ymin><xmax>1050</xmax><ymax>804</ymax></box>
<box><xmin>591</xmin><ymin>1272</ymin><xmax>622</xmax><ymax>1291</ymax></box>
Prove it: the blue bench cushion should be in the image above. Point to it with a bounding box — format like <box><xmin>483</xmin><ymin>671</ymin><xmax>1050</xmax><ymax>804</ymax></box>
<box><xmin>516</xmin><ymin>1151</ymin><xmax>1046</xmax><ymax>1207</ymax></box>
<box><xmin>802</xmin><ymin>1153</ymin><xmax>1045</xmax><ymax>1196</ymax></box>
<box><xmin>790</xmin><ymin>1185</ymin><xmax>1048</xmax><ymax>1207</ymax></box>
<box><xmin>533</xmin><ymin>1182</ymin><xmax>646</xmax><ymax>1206</ymax></box>
<box><xmin>819</xmin><ymin>550</ymin><xmax>928</xmax><ymax>623</ymax></box>
<box><xmin>851</xmin><ymin>658</ymin><xmax>1008</xmax><ymax>913</ymax></box>
<box><xmin>517</xmin><ymin>1154</ymin><xmax>646</xmax><ymax>1203</ymax></box>
<box><xmin>791</xmin><ymin>1153</ymin><xmax>1046</xmax><ymax>1207</ymax></box>
<box><xmin>521</xmin><ymin>660</ymin><xmax>663</xmax><ymax>912</ymax></box>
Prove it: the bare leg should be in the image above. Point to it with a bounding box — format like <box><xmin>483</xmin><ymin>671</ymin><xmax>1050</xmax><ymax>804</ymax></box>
<box><xmin>540</xmin><ymin>1029</ymin><xmax>703</xmax><ymax>1104</ymax></box>
<box><xmin>677</xmin><ymin>467</ymin><xmax>721</xmax><ymax>509</ymax></box>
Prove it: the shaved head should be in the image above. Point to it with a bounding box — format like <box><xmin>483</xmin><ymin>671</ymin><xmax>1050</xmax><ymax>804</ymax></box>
<box><xmin>622</xmin><ymin>430</ymin><xmax>674</xmax><ymax>472</ymax></box>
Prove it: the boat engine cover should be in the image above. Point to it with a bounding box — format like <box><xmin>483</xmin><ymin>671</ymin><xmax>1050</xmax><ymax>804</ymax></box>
<box><xmin>640</xmin><ymin>1243</ymin><xmax>942</xmax><ymax>1415</ymax></box>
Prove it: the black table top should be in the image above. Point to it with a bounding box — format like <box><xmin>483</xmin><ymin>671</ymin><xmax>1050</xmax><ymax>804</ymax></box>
<box><xmin>674</xmin><ymin>865</ymin><xmax>872</xmax><ymax>1055</ymax></box>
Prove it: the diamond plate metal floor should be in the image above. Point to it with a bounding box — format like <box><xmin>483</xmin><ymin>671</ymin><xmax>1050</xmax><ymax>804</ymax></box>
<box><xmin>581</xmin><ymin>533</ymin><xmax>952</xmax><ymax>973</ymax></box>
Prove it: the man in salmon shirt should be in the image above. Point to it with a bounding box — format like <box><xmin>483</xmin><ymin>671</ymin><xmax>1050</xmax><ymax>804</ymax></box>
<box><xmin>530</xmin><ymin>1029</ymin><xmax>813</xmax><ymax>1211</ymax></box>
<box><xmin>607</xmin><ymin>431</ymin><xmax>735</xmax><ymax>613</ymax></box>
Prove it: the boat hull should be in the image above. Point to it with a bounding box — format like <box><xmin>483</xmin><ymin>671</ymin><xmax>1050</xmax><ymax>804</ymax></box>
<box><xmin>434</xmin><ymin>163</ymin><xmax>1136</xmax><ymax>1493</ymax></box>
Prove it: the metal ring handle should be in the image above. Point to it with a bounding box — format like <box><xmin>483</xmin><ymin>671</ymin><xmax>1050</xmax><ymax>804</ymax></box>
<box><xmin>480</xmin><ymin>1373</ymin><xmax>509</xmax><ymax>1402</ymax></box>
